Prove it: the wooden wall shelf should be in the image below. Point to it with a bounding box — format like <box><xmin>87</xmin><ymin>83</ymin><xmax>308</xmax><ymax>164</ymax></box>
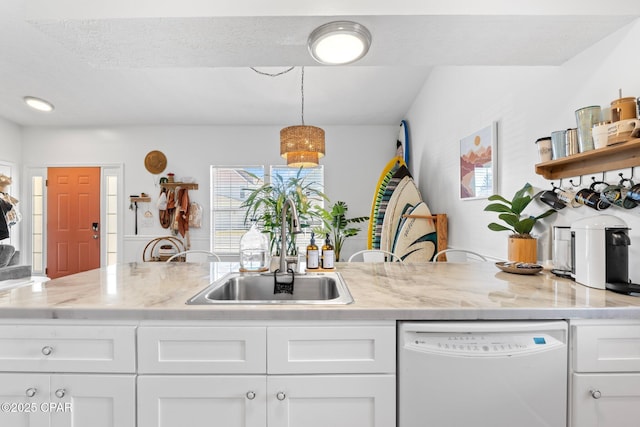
<box><xmin>535</xmin><ymin>138</ymin><xmax>640</xmax><ymax>180</ymax></box>
<box><xmin>130</xmin><ymin>196</ymin><xmax>151</xmax><ymax>203</ymax></box>
<box><xmin>160</xmin><ymin>182</ymin><xmax>199</xmax><ymax>190</ymax></box>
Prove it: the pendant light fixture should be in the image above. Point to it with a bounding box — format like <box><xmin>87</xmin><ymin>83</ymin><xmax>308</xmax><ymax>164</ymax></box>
<box><xmin>280</xmin><ymin>67</ymin><xmax>325</xmax><ymax>168</ymax></box>
<box><xmin>308</xmin><ymin>21</ymin><xmax>372</xmax><ymax>65</ymax></box>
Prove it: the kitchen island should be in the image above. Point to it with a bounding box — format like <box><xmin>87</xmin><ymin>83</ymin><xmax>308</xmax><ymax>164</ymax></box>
<box><xmin>0</xmin><ymin>261</ymin><xmax>639</xmax><ymax>320</ymax></box>
<box><xmin>1</xmin><ymin>262</ymin><xmax>639</xmax><ymax>427</ymax></box>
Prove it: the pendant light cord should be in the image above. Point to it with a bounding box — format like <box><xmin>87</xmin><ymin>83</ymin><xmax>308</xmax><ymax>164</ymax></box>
<box><xmin>301</xmin><ymin>66</ymin><xmax>305</xmax><ymax>125</ymax></box>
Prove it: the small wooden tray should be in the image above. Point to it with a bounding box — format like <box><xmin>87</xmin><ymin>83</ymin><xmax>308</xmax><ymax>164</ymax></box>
<box><xmin>306</xmin><ymin>267</ymin><xmax>336</xmax><ymax>273</ymax></box>
<box><xmin>496</xmin><ymin>262</ymin><xmax>543</xmax><ymax>275</ymax></box>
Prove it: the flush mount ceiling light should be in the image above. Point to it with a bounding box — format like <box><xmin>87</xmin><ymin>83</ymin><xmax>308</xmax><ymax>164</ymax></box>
<box><xmin>308</xmin><ymin>21</ymin><xmax>372</xmax><ymax>65</ymax></box>
<box><xmin>280</xmin><ymin>67</ymin><xmax>325</xmax><ymax>168</ymax></box>
<box><xmin>23</xmin><ymin>96</ymin><xmax>55</xmax><ymax>113</ymax></box>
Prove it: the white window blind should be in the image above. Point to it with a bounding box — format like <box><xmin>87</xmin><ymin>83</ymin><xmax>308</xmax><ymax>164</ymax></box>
<box><xmin>211</xmin><ymin>166</ymin><xmax>264</xmax><ymax>254</ymax></box>
<box><xmin>210</xmin><ymin>165</ymin><xmax>325</xmax><ymax>255</ymax></box>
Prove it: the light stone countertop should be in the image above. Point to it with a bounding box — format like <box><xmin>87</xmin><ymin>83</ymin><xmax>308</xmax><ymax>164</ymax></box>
<box><xmin>0</xmin><ymin>261</ymin><xmax>639</xmax><ymax>321</ymax></box>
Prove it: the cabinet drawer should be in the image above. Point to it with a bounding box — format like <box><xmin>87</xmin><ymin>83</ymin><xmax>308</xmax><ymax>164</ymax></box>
<box><xmin>267</xmin><ymin>326</ymin><xmax>395</xmax><ymax>374</ymax></box>
<box><xmin>572</xmin><ymin>320</ymin><xmax>640</xmax><ymax>373</ymax></box>
<box><xmin>0</xmin><ymin>324</ymin><xmax>136</xmax><ymax>373</ymax></box>
<box><xmin>571</xmin><ymin>373</ymin><xmax>640</xmax><ymax>427</ymax></box>
<box><xmin>138</xmin><ymin>326</ymin><xmax>267</xmax><ymax>374</ymax></box>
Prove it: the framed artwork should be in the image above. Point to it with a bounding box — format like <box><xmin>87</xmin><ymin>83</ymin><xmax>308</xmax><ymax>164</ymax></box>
<box><xmin>459</xmin><ymin>122</ymin><xmax>497</xmax><ymax>200</ymax></box>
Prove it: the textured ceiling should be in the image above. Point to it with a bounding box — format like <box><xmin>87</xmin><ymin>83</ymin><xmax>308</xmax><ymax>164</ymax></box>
<box><xmin>0</xmin><ymin>0</ymin><xmax>638</xmax><ymax>127</ymax></box>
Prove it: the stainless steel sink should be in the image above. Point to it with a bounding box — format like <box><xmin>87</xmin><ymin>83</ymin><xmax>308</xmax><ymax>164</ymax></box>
<box><xmin>186</xmin><ymin>271</ymin><xmax>354</xmax><ymax>305</ymax></box>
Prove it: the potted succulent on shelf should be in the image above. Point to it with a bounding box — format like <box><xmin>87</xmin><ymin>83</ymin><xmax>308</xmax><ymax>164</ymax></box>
<box><xmin>484</xmin><ymin>183</ymin><xmax>556</xmax><ymax>263</ymax></box>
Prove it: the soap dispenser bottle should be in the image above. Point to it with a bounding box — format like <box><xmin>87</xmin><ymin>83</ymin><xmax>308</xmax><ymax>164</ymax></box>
<box><xmin>321</xmin><ymin>233</ymin><xmax>335</xmax><ymax>269</ymax></box>
<box><xmin>306</xmin><ymin>232</ymin><xmax>320</xmax><ymax>269</ymax></box>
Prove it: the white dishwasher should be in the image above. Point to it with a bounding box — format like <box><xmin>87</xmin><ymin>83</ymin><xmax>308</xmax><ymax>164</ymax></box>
<box><xmin>399</xmin><ymin>321</ymin><xmax>568</xmax><ymax>427</ymax></box>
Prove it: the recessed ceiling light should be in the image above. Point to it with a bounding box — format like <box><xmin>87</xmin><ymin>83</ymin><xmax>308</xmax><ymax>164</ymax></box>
<box><xmin>23</xmin><ymin>96</ymin><xmax>55</xmax><ymax>113</ymax></box>
<box><xmin>308</xmin><ymin>21</ymin><xmax>372</xmax><ymax>65</ymax></box>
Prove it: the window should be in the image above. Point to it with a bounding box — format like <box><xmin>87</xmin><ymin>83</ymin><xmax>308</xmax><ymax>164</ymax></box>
<box><xmin>210</xmin><ymin>165</ymin><xmax>324</xmax><ymax>255</ymax></box>
<box><xmin>211</xmin><ymin>166</ymin><xmax>265</xmax><ymax>254</ymax></box>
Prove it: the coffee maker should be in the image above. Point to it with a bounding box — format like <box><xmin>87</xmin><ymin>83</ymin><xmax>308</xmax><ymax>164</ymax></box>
<box><xmin>571</xmin><ymin>215</ymin><xmax>640</xmax><ymax>293</ymax></box>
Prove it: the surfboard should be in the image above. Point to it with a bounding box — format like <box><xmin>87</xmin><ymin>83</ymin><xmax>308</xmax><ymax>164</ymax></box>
<box><xmin>392</xmin><ymin>201</ymin><xmax>437</xmax><ymax>263</ymax></box>
<box><xmin>380</xmin><ymin>176</ymin><xmax>422</xmax><ymax>253</ymax></box>
<box><xmin>396</xmin><ymin>120</ymin><xmax>409</xmax><ymax>166</ymax></box>
<box><xmin>367</xmin><ymin>157</ymin><xmax>405</xmax><ymax>249</ymax></box>
<box><xmin>372</xmin><ymin>165</ymin><xmax>411</xmax><ymax>249</ymax></box>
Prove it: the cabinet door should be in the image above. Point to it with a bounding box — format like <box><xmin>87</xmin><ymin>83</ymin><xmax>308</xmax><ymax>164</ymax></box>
<box><xmin>268</xmin><ymin>375</ymin><xmax>395</xmax><ymax>427</ymax></box>
<box><xmin>572</xmin><ymin>373</ymin><xmax>640</xmax><ymax>427</ymax></box>
<box><xmin>138</xmin><ymin>375</ymin><xmax>266</xmax><ymax>427</ymax></box>
<box><xmin>0</xmin><ymin>373</ymin><xmax>49</xmax><ymax>427</ymax></box>
<box><xmin>49</xmin><ymin>374</ymin><xmax>135</xmax><ymax>427</ymax></box>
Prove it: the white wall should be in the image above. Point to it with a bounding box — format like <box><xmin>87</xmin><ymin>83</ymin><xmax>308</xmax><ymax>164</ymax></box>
<box><xmin>21</xmin><ymin>125</ymin><xmax>396</xmax><ymax>261</ymax></box>
<box><xmin>406</xmin><ymin>18</ymin><xmax>640</xmax><ymax>279</ymax></box>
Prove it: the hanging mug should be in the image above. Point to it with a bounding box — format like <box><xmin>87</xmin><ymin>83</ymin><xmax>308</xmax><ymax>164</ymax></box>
<box><xmin>602</xmin><ymin>178</ymin><xmax>637</xmax><ymax>209</ymax></box>
<box><xmin>626</xmin><ymin>182</ymin><xmax>640</xmax><ymax>203</ymax></box>
<box><xmin>575</xmin><ymin>181</ymin><xmax>611</xmax><ymax>210</ymax></box>
<box><xmin>556</xmin><ymin>188</ymin><xmax>581</xmax><ymax>208</ymax></box>
<box><xmin>539</xmin><ymin>188</ymin><xmax>566</xmax><ymax>210</ymax></box>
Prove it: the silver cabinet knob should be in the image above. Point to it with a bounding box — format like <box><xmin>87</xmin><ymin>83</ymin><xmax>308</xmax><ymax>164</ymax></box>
<box><xmin>591</xmin><ymin>389</ymin><xmax>602</xmax><ymax>399</ymax></box>
<box><xmin>41</xmin><ymin>346</ymin><xmax>53</xmax><ymax>356</ymax></box>
<box><xmin>25</xmin><ymin>388</ymin><xmax>37</xmax><ymax>397</ymax></box>
<box><xmin>246</xmin><ymin>391</ymin><xmax>256</xmax><ymax>400</ymax></box>
<box><xmin>55</xmin><ymin>389</ymin><xmax>66</xmax><ymax>398</ymax></box>
<box><xmin>276</xmin><ymin>392</ymin><xmax>286</xmax><ymax>401</ymax></box>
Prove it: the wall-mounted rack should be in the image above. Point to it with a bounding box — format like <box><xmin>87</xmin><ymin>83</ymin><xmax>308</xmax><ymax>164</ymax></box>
<box><xmin>160</xmin><ymin>182</ymin><xmax>199</xmax><ymax>190</ymax></box>
<box><xmin>401</xmin><ymin>213</ymin><xmax>448</xmax><ymax>261</ymax></box>
<box><xmin>535</xmin><ymin>138</ymin><xmax>640</xmax><ymax>180</ymax></box>
<box><xmin>130</xmin><ymin>196</ymin><xmax>151</xmax><ymax>203</ymax></box>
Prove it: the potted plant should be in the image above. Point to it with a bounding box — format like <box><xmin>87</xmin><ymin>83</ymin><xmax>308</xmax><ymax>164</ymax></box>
<box><xmin>241</xmin><ymin>168</ymin><xmax>328</xmax><ymax>256</ymax></box>
<box><xmin>316</xmin><ymin>201</ymin><xmax>369</xmax><ymax>261</ymax></box>
<box><xmin>484</xmin><ymin>183</ymin><xmax>556</xmax><ymax>263</ymax></box>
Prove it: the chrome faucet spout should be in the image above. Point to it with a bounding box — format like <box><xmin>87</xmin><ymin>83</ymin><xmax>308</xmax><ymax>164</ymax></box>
<box><xmin>279</xmin><ymin>197</ymin><xmax>301</xmax><ymax>273</ymax></box>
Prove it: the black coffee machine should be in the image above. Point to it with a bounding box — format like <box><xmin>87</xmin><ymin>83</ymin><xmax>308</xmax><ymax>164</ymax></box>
<box><xmin>604</xmin><ymin>227</ymin><xmax>640</xmax><ymax>294</ymax></box>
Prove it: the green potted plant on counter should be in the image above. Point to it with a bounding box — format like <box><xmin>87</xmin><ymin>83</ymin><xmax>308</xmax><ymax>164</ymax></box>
<box><xmin>316</xmin><ymin>201</ymin><xmax>369</xmax><ymax>261</ymax></box>
<box><xmin>484</xmin><ymin>183</ymin><xmax>556</xmax><ymax>263</ymax></box>
<box><xmin>241</xmin><ymin>168</ymin><xmax>328</xmax><ymax>256</ymax></box>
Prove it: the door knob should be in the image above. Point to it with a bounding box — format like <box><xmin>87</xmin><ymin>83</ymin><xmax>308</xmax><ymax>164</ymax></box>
<box><xmin>93</xmin><ymin>235</ymin><xmax>99</xmax><ymax>239</ymax></box>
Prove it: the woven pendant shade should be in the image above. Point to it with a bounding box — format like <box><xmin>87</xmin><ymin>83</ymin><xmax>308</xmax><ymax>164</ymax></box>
<box><xmin>280</xmin><ymin>125</ymin><xmax>325</xmax><ymax>167</ymax></box>
<box><xmin>286</xmin><ymin>151</ymin><xmax>320</xmax><ymax>168</ymax></box>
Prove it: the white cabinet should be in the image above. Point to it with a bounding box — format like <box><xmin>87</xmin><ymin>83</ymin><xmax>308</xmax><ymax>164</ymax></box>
<box><xmin>138</xmin><ymin>375</ymin><xmax>266</xmax><ymax>427</ymax></box>
<box><xmin>570</xmin><ymin>320</ymin><xmax>640</xmax><ymax>427</ymax></box>
<box><xmin>267</xmin><ymin>375</ymin><xmax>395</xmax><ymax>427</ymax></box>
<box><xmin>0</xmin><ymin>322</ymin><xmax>137</xmax><ymax>427</ymax></box>
<box><xmin>137</xmin><ymin>322</ymin><xmax>396</xmax><ymax>427</ymax></box>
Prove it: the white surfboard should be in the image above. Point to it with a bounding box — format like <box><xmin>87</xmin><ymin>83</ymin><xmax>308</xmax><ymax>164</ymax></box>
<box><xmin>392</xmin><ymin>201</ymin><xmax>437</xmax><ymax>263</ymax></box>
<box><xmin>380</xmin><ymin>176</ymin><xmax>422</xmax><ymax>253</ymax></box>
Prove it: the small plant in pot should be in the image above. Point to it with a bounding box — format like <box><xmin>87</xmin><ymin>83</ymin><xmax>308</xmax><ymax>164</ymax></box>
<box><xmin>484</xmin><ymin>183</ymin><xmax>556</xmax><ymax>263</ymax></box>
<box><xmin>315</xmin><ymin>201</ymin><xmax>369</xmax><ymax>261</ymax></box>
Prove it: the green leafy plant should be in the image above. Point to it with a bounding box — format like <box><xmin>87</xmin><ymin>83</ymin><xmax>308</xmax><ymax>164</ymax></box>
<box><xmin>484</xmin><ymin>183</ymin><xmax>556</xmax><ymax>238</ymax></box>
<box><xmin>241</xmin><ymin>168</ymin><xmax>328</xmax><ymax>255</ymax></box>
<box><xmin>316</xmin><ymin>201</ymin><xmax>369</xmax><ymax>261</ymax></box>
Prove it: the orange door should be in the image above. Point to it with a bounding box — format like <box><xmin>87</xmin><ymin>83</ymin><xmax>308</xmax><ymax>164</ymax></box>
<box><xmin>47</xmin><ymin>167</ymin><xmax>101</xmax><ymax>279</ymax></box>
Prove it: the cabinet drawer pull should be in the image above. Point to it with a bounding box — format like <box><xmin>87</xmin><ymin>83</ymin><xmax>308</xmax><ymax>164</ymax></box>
<box><xmin>25</xmin><ymin>388</ymin><xmax>37</xmax><ymax>397</ymax></box>
<box><xmin>55</xmin><ymin>389</ymin><xmax>66</xmax><ymax>398</ymax></box>
<box><xmin>246</xmin><ymin>391</ymin><xmax>256</xmax><ymax>400</ymax></box>
<box><xmin>41</xmin><ymin>346</ymin><xmax>53</xmax><ymax>356</ymax></box>
<box><xmin>276</xmin><ymin>392</ymin><xmax>286</xmax><ymax>401</ymax></box>
<box><xmin>590</xmin><ymin>389</ymin><xmax>602</xmax><ymax>399</ymax></box>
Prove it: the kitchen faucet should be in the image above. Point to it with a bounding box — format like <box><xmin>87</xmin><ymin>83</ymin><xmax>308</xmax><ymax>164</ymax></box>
<box><xmin>278</xmin><ymin>197</ymin><xmax>302</xmax><ymax>274</ymax></box>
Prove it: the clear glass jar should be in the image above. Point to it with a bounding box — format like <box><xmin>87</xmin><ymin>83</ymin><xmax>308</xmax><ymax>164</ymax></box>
<box><xmin>239</xmin><ymin>220</ymin><xmax>270</xmax><ymax>272</ymax></box>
